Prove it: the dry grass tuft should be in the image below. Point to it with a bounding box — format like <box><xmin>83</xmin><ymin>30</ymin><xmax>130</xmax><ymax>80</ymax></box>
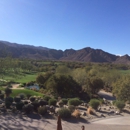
<box><xmin>71</xmin><ymin>109</ymin><xmax>81</xmax><ymax>118</ymax></box>
<box><xmin>87</xmin><ymin>107</ymin><xmax>95</xmax><ymax>115</ymax></box>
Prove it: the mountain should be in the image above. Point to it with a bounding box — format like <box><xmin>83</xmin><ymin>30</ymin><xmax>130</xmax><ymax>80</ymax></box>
<box><xmin>0</xmin><ymin>40</ymin><xmax>130</xmax><ymax>64</ymax></box>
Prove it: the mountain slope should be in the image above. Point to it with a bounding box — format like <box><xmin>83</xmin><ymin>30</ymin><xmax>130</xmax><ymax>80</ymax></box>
<box><xmin>0</xmin><ymin>40</ymin><xmax>130</xmax><ymax>63</ymax></box>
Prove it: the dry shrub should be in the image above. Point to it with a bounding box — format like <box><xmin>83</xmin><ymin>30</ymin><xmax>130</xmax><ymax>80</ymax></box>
<box><xmin>71</xmin><ymin>109</ymin><xmax>81</xmax><ymax>118</ymax></box>
<box><xmin>87</xmin><ymin>107</ymin><xmax>95</xmax><ymax>115</ymax></box>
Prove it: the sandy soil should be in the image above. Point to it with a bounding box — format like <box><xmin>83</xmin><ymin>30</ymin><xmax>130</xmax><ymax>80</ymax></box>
<box><xmin>0</xmin><ymin>113</ymin><xmax>129</xmax><ymax>130</ymax></box>
<box><xmin>11</xmin><ymin>84</ymin><xmax>24</xmax><ymax>89</ymax></box>
<box><xmin>1</xmin><ymin>87</ymin><xmax>129</xmax><ymax>130</ymax></box>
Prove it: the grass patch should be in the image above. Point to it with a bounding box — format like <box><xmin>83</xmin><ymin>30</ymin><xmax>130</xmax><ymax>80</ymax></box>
<box><xmin>119</xmin><ymin>70</ymin><xmax>130</xmax><ymax>75</ymax></box>
<box><xmin>15</xmin><ymin>74</ymin><xmax>37</xmax><ymax>83</ymax></box>
<box><xmin>10</xmin><ymin>89</ymin><xmax>43</xmax><ymax>97</ymax></box>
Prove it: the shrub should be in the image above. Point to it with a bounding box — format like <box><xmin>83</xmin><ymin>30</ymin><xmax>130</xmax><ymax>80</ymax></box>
<box><xmin>5</xmin><ymin>101</ymin><xmax>12</xmax><ymax>109</ymax></box>
<box><xmin>29</xmin><ymin>96</ymin><xmax>36</xmax><ymax>102</ymax></box>
<box><xmin>26</xmin><ymin>81</ymin><xmax>34</xmax><ymax>86</ymax></box>
<box><xmin>38</xmin><ymin>99</ymin><xmax>48</xmax><ymax>106</ymax></box>
<box><xmin>87</xmin><ymin>107</ymin><xmax>95</xmax><ymax>115</ymax></box>
<box><xmin>57</xmin><ymin>100</ymin><xmax>64</xmax><ymax>107</ymax></box>
<box><xmin>38</xmin><ymin>106</ymin><xmax>47</xmax><ymax>115</ymax></box>
<box><xmin>5</xmin><ymin>97</ymin><xmax>14</xmax><ymax>103</ymax></box>
<box><xmin>72</xmin><ymin>109</ymin><xmax>81</xmax><ymax>118</ymax></box>
<box><xmin>68</xmin><ymin>105</ymin><xmax>75</xmax><ymax>113</ymax></box>
<box><xmin>114</xmin><ymin>100</ymin><xmax>125</xmax><ymax>111</ymax></box>
<box><xmin>5</xmin><ymin>97</ymin><xmax>13</xmax><ymax>109</ymax></box>
<box><xmin>43</xmin><ymin>95</ymin><xmax>51</xmax><ymax>101</ymax></box>
<box><xmin>68</xmin><ymin>98</ymin><xmax>81</xmax><ymax>106</ymax></box>
<box><xmin>31</xmin><ymin>100</ymin><xmax>40</xmax><ymax>112</ymax></box>
<box><xmin>4</xmin><ymin>87</ymin><xmax>12</xmax><ymax>97</ymax></box>
<box><xmin>24</xmin><ymin>100</ymin><xmax>29</xmax><ymax>105</ymax></box>
<box><xmin>58</xmin><ymin>108</ymin><xmax>71</xmax><ymax>119</ymax></box>
<box><xmin>26</xmin><ymin>94</ymin><xmax>31</xmax><ymax>99</ymax></box>
<box><xmin>89</xmin><ymin>99</ymin><xmax>100</xmax><ymax>110</ymax></box>
<box><xmin>98</xmin><ymin>98</ymin><xmax>104</xmax><ymax>105</ymax></box>
<box><xmin>23</xmin><ymin>104</ymin><xmax>34</xmax><ymax>114</ymax></box>
<box><xmin>61</xmin><ymin>98</ymin><xmax>68</xmax><ymax>105</ymax></box>
<box><xmin>18</xmin><ymin>93</ymin><xmax>26</xmax><ymax>99</ymax></box>
<box><xmin>16</xmin><ymin>102</ymin><xmax>24</xmax><ymax>110</ymax></box>
<box><xmin>48</xmin><ymin>98</ymin><xmax>57</xmax><ymax>106</ymax></box>
<box><xmin>112</xmin><ymin>100</ymin><xmax>116</xmax><ymax>105</ymax></box>
<box><xmin>0</xmin><ymin>94</ymin><xmax>4</xmax><ymax>99</ymax></box>
<box><xmin>14</xmin><ymin>96</ymin><xmax>21</xmax><ymax>103</ymax></box>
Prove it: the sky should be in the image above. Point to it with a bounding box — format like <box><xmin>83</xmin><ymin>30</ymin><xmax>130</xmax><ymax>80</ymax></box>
<box><xmin>0</xmin><ymin>0</ymin><xmax>130</xmax><ymax>55</ymax></box>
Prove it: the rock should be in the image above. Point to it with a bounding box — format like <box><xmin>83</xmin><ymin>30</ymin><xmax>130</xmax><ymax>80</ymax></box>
<box><xmin>115</xmin><ymin>111</ymin><xmax>120</xmax><ymax>115</ymax></box>
<box><xmin>81</xmin><ymin>111</ymin><xmax>86</xmax><ymax>116</ymax></box>
<box><xmin>100</xmin><ymin>114</ymin><xmax>105</xmax><ymax>117</ymax></box>
<box><xmin>55</xmin><ymin>108</ymin><xmax>60</xmax><ymax>114</ymax></box>
<box><xmin>83</xmin><ymin>103</ymin><xmax>88</xmax><ymax>107</ymax></box>
<box><xmin>109</xmin><ymin>111</ymin><xmax>115</xmax><ymax>114</ymax></box>
<box><xmin>104</xmin><ymin>108</ymin><xmax>106</xmax><ymax>110</ymax></box>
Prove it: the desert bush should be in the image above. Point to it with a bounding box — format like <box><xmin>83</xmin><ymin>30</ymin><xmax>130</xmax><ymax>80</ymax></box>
<box><xmin>5</xmin><ymin>96</ymin><xmax>13</xmax><ymax>108</ymax></box>
<box><xmin>114</xmin><ymin>100</ymin><xmax>125</xmax><ymax>111</ymax></box>
<box><xmin>43</xmin><ymin>95</ymin><xmax>51</xmax><ymax>101</ymax></box>
<box><xmin>89</xmin><ymin>99</ymin><xmax>100</xmax><ymax>110</ymax></box>
<box><xmin>0</xmin><ymin>94</ymin><xmax>4</xmax><ymax>99</ymax></box>
<box><xmin>26</xmin><ymin>81</ymin><xmax>34</xmax><ymax>86</ymax></box>
<box><xmin>5</xmin><ymin>101</ymin><xmax>12</xmax><ymax>109</ymax></box>
<box><xmin>24</xmin><ymin>100</ymin><xmax>29</xmax><ymax>105</ymax></box>
<box><xmin>61</xmin><ymin>98</ymin><xmax>68</xmax><ymax>105</ymax></box>
<box><xmin>5</xmin><ymin>97</ymin><xmax>14</xmax><ymax>103</ymax></box>
<box><xmin>38</xmin><ymin>99</ymin><xmax>48</xmax><ymax>106</ymax></box>
<box><xmin>98</xmin><ymin>98</ymin><xmax>104</xmax><ymax>105</ymax></box>
<box><xmin>38</xmin><ymin>106</ymin><xmax>47</xmax><ymax>115</ymax></box>
<box><xmin>26</xmin><ymin>94</ymin><xmax>31</xmax><ymax>99</ymax></box>
<box><xmin>68</xmin><ymin>98</ymin><xmax>81</xmax><ymax>106</ymax></box>
<box><xmin>48</xmin><ymin>98</ymin><xmax>57</xmax><ymax>106</ymax></box>
<box><xmin>14</xmin><ymin>96</ymin><xmax>21</xmax><ymax>103</ymax></box>
<box><xmin>23</xmin><ymin>104</ymin><xmax>34</xmax><ymax>114</ymax></box>
<box><xmin>87</xmin><ymin>107</ymin><xmax>95</xmax><ymax>115</ymax></box>
<box><xmin>4</xmin><ymin>87</ymin><xmax>12</xmax><ymax>97</ymax></box>
<box><xmin>31</xmin><ymin>100</ymin><xmax>40</xmax><ymax>112</ymax></box>
<box><xmin>36</xmin><ymin>96</ymin><xmax>41</xmax><ymax>100</ymax></box>
<box><xmin>18</xmin><ymin>93</ymin><xmax>26</xmax><ymax>99</ymax></box>
<box><xmin>29</xmin><ymin>96</ymin><xmax>36</xmax><ymax>102</ymax></box>
<box><xmin>68</xmin><ymin>105</ymin><xmax>75</xmax><ymax>113</ymax></box>
<box><xmin>58</xmin><ymin>108</ymin><xmax>71</xmax><ymax>119</ymax></box>
<box><xmin>16</xmin><ymin>102</ymin><xmax>24</xmax><ymax>110</ymax></box>
<box><xmin>72</xmin><ymin>109</ymin><xmax>81</xmax><ymax>118</ymax></box>
<box><xmin>112</xmin><ymin>100</ymin><xmax>116</xmax><ymax>105</ymax></box>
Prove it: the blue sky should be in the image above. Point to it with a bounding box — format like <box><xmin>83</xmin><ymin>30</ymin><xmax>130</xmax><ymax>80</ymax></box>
<box><xmin>0</xmin><ymin>0</ymin><xmax>130</xmax><ymax>55</ymax></box>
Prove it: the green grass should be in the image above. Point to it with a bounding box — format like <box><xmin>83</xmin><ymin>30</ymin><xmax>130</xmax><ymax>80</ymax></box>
<box><xmin>10</xmin><ymin>89</ymin><xmax>43</xmax><ymax>97</ymax></box>
<box><xmin>15</xmin><ymin>74</ymin><xmax>37</xmax><ymax>83</ymax></box>
<box><xmin>119</xmin><ymin>70</ymin><xmax>130</xmax><ymax>75</ymax></box>
<box><xmin>1</xmin><ymin>72</ymin><xmax>38</xmax><ymax>84</ymax></box>
<box><xmin>0</xmin><ymin>87</ymin><xmax>43</xmax><ymax>97</ymax></box>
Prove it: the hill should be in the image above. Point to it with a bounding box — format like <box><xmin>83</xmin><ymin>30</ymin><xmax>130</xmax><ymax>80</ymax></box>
<box><xmin>0</xmin><ymin>40</ymin><xmax>129</xmax><ymax>64</ymax></box>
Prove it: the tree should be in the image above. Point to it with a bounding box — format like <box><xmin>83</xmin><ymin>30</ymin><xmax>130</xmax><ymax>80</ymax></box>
<box><xmin>112</xmin><ymin>76</ymin><xmax>130</xmax><ymax>102</ymax></box>
<box><xmin>36</xmin><ymin>72</ymin><xmax>53</xmax><ymax>85</ymax></box>
<box><xmin>45</xmin><ymin>74</ymin><xmax>82</xmax><ymax>98</ymax></box>
<box><xmin>83</xmin><ymin>77</ymin><xmax>104</xmax><ymax>95</ymax></box>
<box><xmin>90</xmin><ymin>77</ymin><xmax>104</xmax><ymax>94</ymax></box>
<box><xmin>36</xmin><ymin>73</ymin><xmax>45</xmax><ymax>85</ymax></box>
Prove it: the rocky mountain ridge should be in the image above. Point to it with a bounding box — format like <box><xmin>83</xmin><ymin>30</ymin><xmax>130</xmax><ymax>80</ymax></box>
<box><xmin>0</xmin><ymin>40</ymin><xmax>129</xmax><ymax>64</ymax></box>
